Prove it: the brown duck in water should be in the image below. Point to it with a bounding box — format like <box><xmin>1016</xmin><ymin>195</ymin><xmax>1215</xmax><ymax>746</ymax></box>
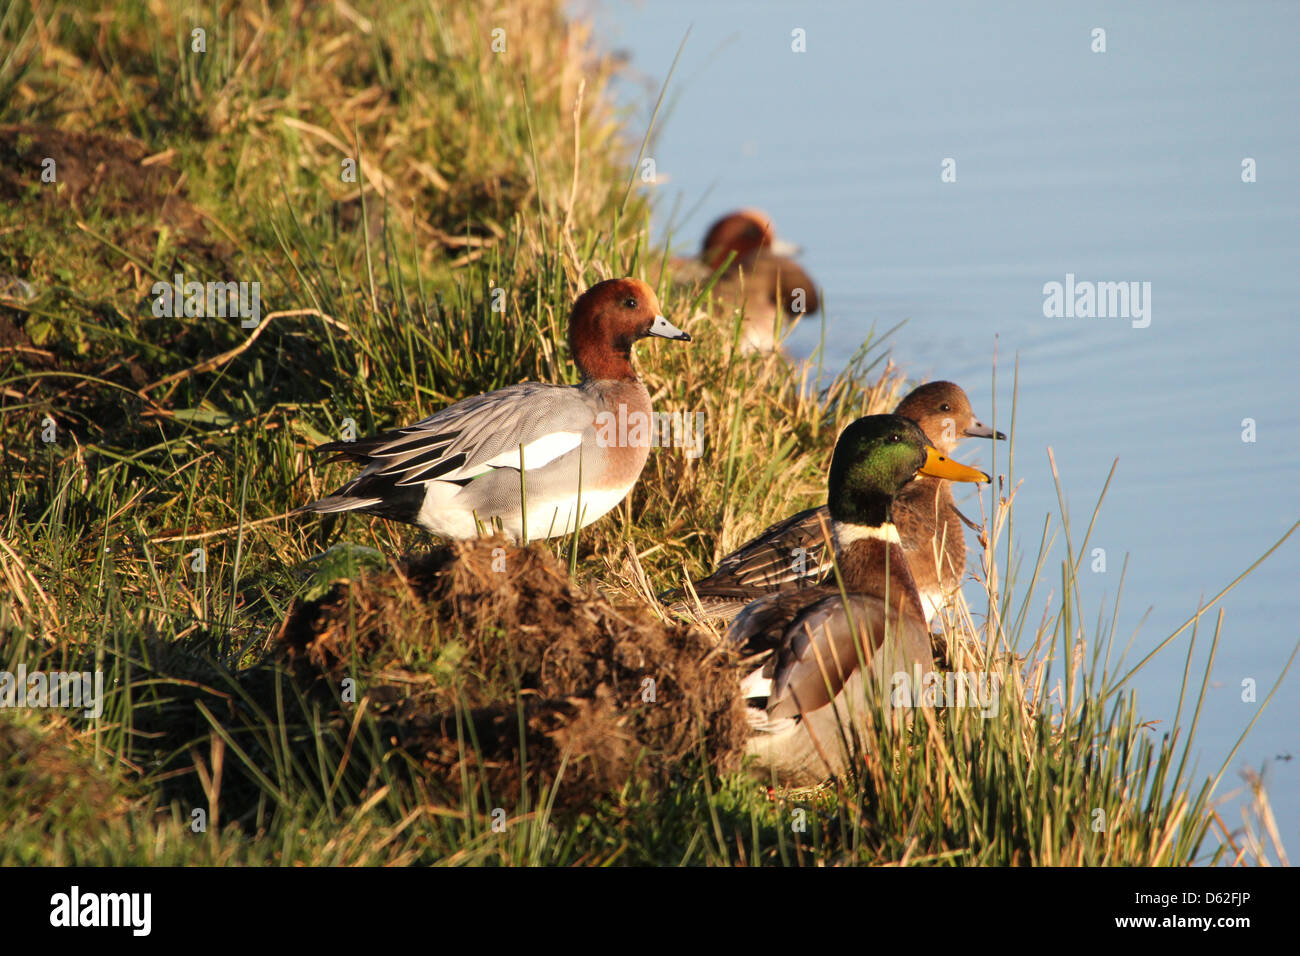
<box><xmin>663</xmin><ymin>210</ymin><xmax>818</xmax><ymax>352</ymax></box>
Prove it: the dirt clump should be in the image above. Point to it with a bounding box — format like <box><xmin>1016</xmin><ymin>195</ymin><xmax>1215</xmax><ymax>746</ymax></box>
<box><xmin>277</xmin><ymin>538</ymin><xmax>747</xmax><ymax>809</ymax></box>
<box><xmin>0</xmin><ymin>125</ymin><xmax>215</xmax><ymax>247</ymax></box>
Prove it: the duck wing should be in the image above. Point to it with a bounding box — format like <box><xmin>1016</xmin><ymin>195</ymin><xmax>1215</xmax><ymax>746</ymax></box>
<box><xmin>765</xmin><ymin>595</ymin><xmax>933</xmax><ymax>721</ymax></box>
<box><xmin>314</xmin><ymin>381</ymin><xmax>596</xmax><ymax>492</ymax></box>
<box><xmin>724</xmin><ymin>584</ymin><xmax>840</xmax><ymax>658</ymax></box>
<box><xmin>707</xmin><ymin>506</ymin><xmax>832</xmax><ymax>589</ymax></box>
<box><xmin>663</xmin><ymin>506</ymin><xmax>832</xmax><ymax>620</ymax></box>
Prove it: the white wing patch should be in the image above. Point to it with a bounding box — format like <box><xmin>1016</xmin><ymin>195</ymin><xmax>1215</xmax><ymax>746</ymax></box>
<box><xmin>453</xmin><ymin>430</ymin><xmax>584</xmax><ymax>479</ymax></box>
<box><xmin>739</xmin><ymin>665</ymin><xmax>773</xmax><ymax>701</ymax></box>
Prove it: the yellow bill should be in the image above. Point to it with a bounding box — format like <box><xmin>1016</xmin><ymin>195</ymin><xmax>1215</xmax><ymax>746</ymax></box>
<box><xmin>919</xmin><ymin>445</ymin><xmax>990</xmax><ymax>483</ymax></box>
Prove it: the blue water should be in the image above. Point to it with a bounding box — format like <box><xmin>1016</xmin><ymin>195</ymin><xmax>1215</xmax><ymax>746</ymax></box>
<box><xmin>587</xmin><ymin>0</ymin><xmax>1300</xmax><ymax>855</ymax></box>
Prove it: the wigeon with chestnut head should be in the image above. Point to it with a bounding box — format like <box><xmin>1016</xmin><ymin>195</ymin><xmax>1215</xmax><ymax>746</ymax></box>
<box><xmin>303</xmin><ymin>278</ymin><xmax>690</xmax><ymax>540</ymax></box>
<box><xmin>672</xmin><ymin>209</ymin><xmax>819</xmax><ymax>353</ymax></box>
<box><xmin>666</xmin><ymin>381</ymin><xmax>1004</xmax><ymax>625</ymax></box>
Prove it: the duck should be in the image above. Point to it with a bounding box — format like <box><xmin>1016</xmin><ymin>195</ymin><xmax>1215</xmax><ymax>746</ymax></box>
<box><xmin>666</xmin><ymin>210</ymin><xmax>819</xmax><ymax>353</ymax></box>
<box><xmin>302</xmin><ymin>278</ymin><xmax>691</xmax><ymax>540</ymax></box>
<box><xmin>729</xmin><ymin>414</ymin><xmax>990</xmax><ymax>787</ymax></box>
<box><xmin>667</xmin><ymin>381</ymin><xmax>1003</xmax><ymax>623</ymax></box>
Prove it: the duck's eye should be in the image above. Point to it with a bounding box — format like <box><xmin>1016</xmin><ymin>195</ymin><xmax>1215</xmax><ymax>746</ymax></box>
<box><xmin>623</xmin><ymin>297</ymin><xmax>638</xmax><ymax>309</ymax></box>
<box><xmin>889</xmin><ymin>433</ymin><xmax>902</xmax><ymax>442</ymax></box>
<box><xmin>939</xmin><ymin>403</ymin><xmax>951</xmax><ymax>412</ymax></box>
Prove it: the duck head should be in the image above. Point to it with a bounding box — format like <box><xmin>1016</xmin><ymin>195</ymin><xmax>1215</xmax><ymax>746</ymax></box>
<box><xmin>894</xmin><ymin>381</ymin><xmax>1006</xmax><ymax>457</ymax></box>
<box><xmin>568</xmin><ymin>278</ymin><xmax>690</xmax><ymax>381</ymax></box>
<box><xmin>828</xmin><ymin>414</ymin><xmax>991</xmax><ymax>530</ymax></box>
<box><xmin>699</xmin><ymin>209</ymin><xmax>799</xmax><ymax>270</ymax></box>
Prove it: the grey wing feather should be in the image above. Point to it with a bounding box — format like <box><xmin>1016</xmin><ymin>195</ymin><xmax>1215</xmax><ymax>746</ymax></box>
<box><xmin>338</xmin><ymin>382</ymin><xmax>595</xmax><ymax>486</ymax></box>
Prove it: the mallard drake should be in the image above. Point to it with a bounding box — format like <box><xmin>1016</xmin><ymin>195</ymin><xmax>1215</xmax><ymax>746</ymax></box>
<box><xmin>729</xmin><ymin>414</ymin><xmax>990</xmax><ymax>787</ymax></box>
<box><xmin>667</xmin><ymin>381</ymin><xmax>1003</xmax><ymax>623</ymax></box>
<box><xmin>302</xmin><ymin>279</ymin><xmax>690</xmax><ymax>540</ymax></box>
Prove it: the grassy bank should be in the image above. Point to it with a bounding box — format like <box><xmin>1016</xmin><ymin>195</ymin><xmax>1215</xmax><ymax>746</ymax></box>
<box><xmin>0</xmin><ymin>0</ymin><xmax>1287</xmax><ymax>865</ymax></box>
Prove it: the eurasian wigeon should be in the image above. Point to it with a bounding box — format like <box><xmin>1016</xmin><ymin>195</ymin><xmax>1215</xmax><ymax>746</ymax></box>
<box><xmin>668</xmin><ymin>382</ymin><xmax>1003</xmax><ymax>623</ymax></box>
<box><xmin>303</xmin><ymin>278</ymin><xmax>690</xmax><ymax>540</ymax></box>
<box><xmin>670</xmin><ymin>210</ymin><xmax>819</xmax><ymax>353</ymax></box>
<box><xmin>727</xmin><ymin>414</ymin><xmax>990</xmax><ymax>786</ymax></box>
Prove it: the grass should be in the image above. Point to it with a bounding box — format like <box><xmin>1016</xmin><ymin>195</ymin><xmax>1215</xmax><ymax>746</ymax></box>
<box><xmin>0</xmin><ymin>0</ymin><xmax>1291</xmax><ymax>866</ymax></box>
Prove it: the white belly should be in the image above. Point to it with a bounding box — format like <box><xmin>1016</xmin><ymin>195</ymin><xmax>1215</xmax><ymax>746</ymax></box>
<box><xmin>416</xmin><ymin>480</ymin><xmax>632</xmax><ymax>541</ymax></box>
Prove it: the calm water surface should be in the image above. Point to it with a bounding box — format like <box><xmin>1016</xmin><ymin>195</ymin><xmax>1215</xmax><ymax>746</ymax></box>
<box><xmin>585</xmin><ymin>0</ymin><xmax>1300</xmax><ymax>851</ymax></box>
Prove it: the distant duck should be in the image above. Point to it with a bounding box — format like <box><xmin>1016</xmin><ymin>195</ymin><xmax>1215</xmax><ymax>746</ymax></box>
<box><xmin>302</xmin><ymin>278</ymin><xmax>691</xmax><ymax>540</ymax></box>
<box><xmin>666</xmin><ymin>382</ymin><xmax>1003</xmax><ymax>624</ymax></box>
<box><xmin>668</xmin><ymin>210</ymin><xmax>819</xmax><ymax>352</ymax></box>
<box><xmin>727</xmin><ymin>414</ymin><xmax>990</xmax><ymax>787</ymax></box>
